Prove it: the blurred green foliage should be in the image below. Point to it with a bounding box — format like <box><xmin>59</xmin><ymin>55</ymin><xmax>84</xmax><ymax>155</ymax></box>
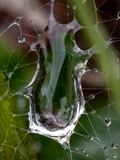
<box><xmin>0</xmin><ymin>1</ymin><xmax>120</xmax><ymax>160</ymax></box>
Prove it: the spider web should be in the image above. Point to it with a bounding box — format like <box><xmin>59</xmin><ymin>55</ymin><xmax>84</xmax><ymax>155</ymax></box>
<box><xmin>0</xmin><ymin>0</ymin><xmax>120</xmax><ymax>160</ymax></box>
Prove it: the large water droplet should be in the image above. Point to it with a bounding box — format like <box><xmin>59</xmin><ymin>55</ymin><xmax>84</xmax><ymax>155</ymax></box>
<box><xmin>89</xmin><ymin>94</ymin><xmax>95</xmax><ymax>99</ymax></box>
<box><xmin>18</xmin><ymin>35</ymin><xmax>25</xmax><ymax>43</ymax></box>
<box><xmin>104</xmin><ymin>118</ymin><xmax>111</xmax><ymax>126</ymax></box>
<box><xmin>28</xmin><ymin>33</ymin><xmax>88</xmax><ymax>147</ymax></box>
<box><xmin>28</xmin><ymin>34</ymin><xmax>87</xmax><ymax>149</ymax></box>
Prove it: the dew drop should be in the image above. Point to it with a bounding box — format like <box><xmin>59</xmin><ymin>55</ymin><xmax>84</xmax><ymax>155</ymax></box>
<box><xmin>104</xmin><ymin>118</ymin><xmax>111</xmax><ymax>126</ymax></box>
<box><xmin>67</xmin><ymin>5</ymin><xmax>70</xmax><ymax>9</ymax></box>
<box><xmin>18</xmin><ymin>35</ymin><xmax>25</xmax><ymax>43</ymax></box>
<box><xmin>85</xmin><ymin>153</ymin><xmax>88</xmax><ymax>157</ymax></box>
<box><xmin>117</xmin><ymin>11</ymin><xmax>120</xmax><ymax>19</ymax></box>
<box><xmin>91</xmin><ymin>110</ymin><xmax>96</xmax><ymax>114</ymax></box>
<box><xmin>93</xmin><ymin>69</ymin><xmax>98</xmax><ymax>73</ymax></box>
<box><xmin>75</xmin><ymin>148</ymin><xmax>78</xmax><ymax>150</ymax></box>
<box><xmin>115</xmin><ymin>58</ymin><xmax>119</xmax><ymax>62</ymax></box>
<box><xmin>81</xmin><ymin>149</ymin><xmax>85</xmax><ymax>153</ymax></box>
<box><xmin>104</xmin><ymin>146</ymin><xmax>108</xmax><ymax>153</ymax></box>
<box><xmin>111</xmin><ymin>143</ymin><xmax>119</xmax><ymax>149</ymax></box>
<box><xmin>73</xmin><ymin>5</ymin><xmax>76</xmax><ymax>10</ymax></box>
<box><xmin>14</xmin><ymin>17</ymin><xmax>22</xmax><ymax>26</ymax></box>
<box><xmin>89</xmin><ymin>94</ymin><xmax>95</xmax><ymax>99</ymax></box>
<box><xmin>113</xmin><ymin>154</ymin><xmax>117</xmax><ymax>159</ymax></box>
<box><xmin>88</xmin><ymin>135</ymin><xmax>93</xmax><ymax>140</ymax></box>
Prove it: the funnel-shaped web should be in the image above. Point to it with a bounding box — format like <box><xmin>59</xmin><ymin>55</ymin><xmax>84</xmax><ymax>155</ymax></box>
<box><xmin>29</xmin><ymin>32</ymin><xmax>88</xmax><ymax>149</ymax></box>
<box><xmin>27</xmin><ymin>0</ymin><xmax>91</xmax><ymax>149</ymax></box>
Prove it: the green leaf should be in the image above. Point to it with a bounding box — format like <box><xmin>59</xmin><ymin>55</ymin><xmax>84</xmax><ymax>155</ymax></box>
<box><xmin>0</xmin><ymin>72</ymin><xmax>39</xmax><ymax>160</ymax></box>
